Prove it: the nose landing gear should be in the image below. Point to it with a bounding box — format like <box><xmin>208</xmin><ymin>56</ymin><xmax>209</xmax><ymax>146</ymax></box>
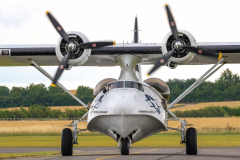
<box><xmin>121</xmin><ymin>138</ymin><xmax>130</xmax><ymax>155</ymax></box>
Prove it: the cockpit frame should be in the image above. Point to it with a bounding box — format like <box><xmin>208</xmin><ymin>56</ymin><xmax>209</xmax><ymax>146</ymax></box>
<box><xmin>107</xmin><ymin>81</ymin><xmax>144</xmax><ymax>92</ymax></box>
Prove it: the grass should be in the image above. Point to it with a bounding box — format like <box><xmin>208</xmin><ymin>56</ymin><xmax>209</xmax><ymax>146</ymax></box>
<box><xmin>170</xmin><ymin>101</ymin><xmax>240</xmax><ymax>111</ymax></box>
<box><xmin>168</xmin><ymin>103</ymin><xmax>185</xmax><ymax>108</ymax></box>
<box><xmin>0</xmin><ymin>151</ymin><xmax>60</xmax><ymax>159</ymax></box>
<box><xmin>0</xmin><ymin>121</ymin><xmax>89</xmax><ymax>135</ymax></box>
<box><xmin>0</xmin><ymin>135</ymin><xmax>239</xmax><ymax>148</ymax></box>
<box><xmin>1</xmin><ymin>117</ymin><xmax>240</xmax><ymax>135</ymax></box>
<box><xmin>2</xmin><ymin>106</ymin><xmax>85</xmax><ymax>112</ymax></box>
<box><xmin>68</xmin><ymin>90</ymin><xmax>77</xmax><ymax>95</ymax></box>
<box><xmin>168</xmin><ymin>117</ymin><xmax>240</xmax><ymax>129</ymax></box>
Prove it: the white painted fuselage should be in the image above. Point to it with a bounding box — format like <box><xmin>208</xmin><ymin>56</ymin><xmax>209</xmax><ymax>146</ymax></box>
<box><xmin>87</xmin><ymin>82</ymin><xmax>167</xmax><ymax>143</ymax></box>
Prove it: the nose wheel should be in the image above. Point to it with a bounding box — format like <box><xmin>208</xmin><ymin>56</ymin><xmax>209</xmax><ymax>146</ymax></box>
<box><xmin>121</xmin><ymin>138</ymin><xmax>130</xmax><ymax>155</ymax></box>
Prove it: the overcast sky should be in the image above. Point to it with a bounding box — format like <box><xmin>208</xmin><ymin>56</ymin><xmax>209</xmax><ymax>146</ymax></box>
<box><xmin>0</xmin><ymin>0</ymin><xmax>240</xmax><ymax>90</ymax></box>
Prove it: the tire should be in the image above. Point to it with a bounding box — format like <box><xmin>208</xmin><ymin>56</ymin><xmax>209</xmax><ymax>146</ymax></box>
<box><xmin>121</xmin><ymin>138</ymin><xmax>129</xmax><ymax>155</ymax></box>
<box><xmin>61</xmin><ymin>128</ymin><xmax>73</xmax><ymax>156</ymax></box>
<box><xmin>186</xmin><ymin>127</ymin><xmax>197</xmax><ymax>155</ymax></box>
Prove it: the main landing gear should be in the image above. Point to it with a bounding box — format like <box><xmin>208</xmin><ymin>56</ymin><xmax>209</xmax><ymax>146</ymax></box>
<box><xmin>60</xmin><ymin>115</ymin><xmax>88</xmax><ymax>156</ymax></box>
<box><xmin>186</xmin><ymin>127</ymin><xmax>197</xmax><ymax>155</ymax></box>
<box><xmin>61</xmin><ymin>128</ymin><xmax>73</xmax><ymax>156</ymax></box>
<box><xmin>30</xmin><ymin>60</ymin><xmax>89</xmax><ymax>156</ymax></box>
<box><xmin>166</xmin><ymin>58</ymin><xmax>225</xmax><ymax>155</ymax></box>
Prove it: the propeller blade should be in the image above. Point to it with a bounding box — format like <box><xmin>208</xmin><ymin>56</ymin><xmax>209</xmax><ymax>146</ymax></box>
<box><xmin>77</xmin><ymin>41</ymin><xmax>116</xmax><ymax>49</ymax></box>
<box><xmin>51</xmin><ymin>51</ymin><xmax>71</xmax><ymax>87</ymax></box>
<box><xmin>46</xmin><ymin>11</ymin><xmax>70</xmax><ymax>43</ymax></box>
<box><xmin>147</xmin><ymin>49</ymin><xmax>175</xmax><ymax>76</ymax></box>
<box><xmin>165</xmin><ymin>4</ymin><xmax>179</xmax><ymax>41</ymax></box>
<box><xmin>183</xmin><ymin>46</ymin><xmax>218</xmax><ymax>58</ymax></box>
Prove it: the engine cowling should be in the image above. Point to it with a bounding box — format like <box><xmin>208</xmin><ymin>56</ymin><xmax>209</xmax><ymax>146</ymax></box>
<box><xmin>144</xmin><ymin>78</ymin><xmax>170</xmax><ymax>102</ymax></box>
<box><xmin>93</xmin><ymin>78</ymin><xmax>117</xmax><ymax>96</ymax></box>
<box><xmin>162</xmin><ymin>30</ymin><xmax>197</xmax><ymax>64</ymax></box>
<box><xmin>55</xmin><ymin>31</ymin><xmax>91</xmax><ymax>67</ymax></box>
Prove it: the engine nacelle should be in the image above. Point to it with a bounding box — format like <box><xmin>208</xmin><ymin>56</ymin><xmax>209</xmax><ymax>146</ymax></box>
<box><xmin>144</xmin><ymin>78</ymin><xmax>170</xmax><ymax>102</ymax></box>
<box><xmin>55</xmin><ymin>31</ymin><xmax>91</xmax><ymax>66</ymax></box>
<box><xmin>162</xmin><ymin>30</ymin><xmax>197</xmax><ymax>64</ymax></box>
<box><xmin>93</xmin><ymin>78</ymin><xmax>117</xmax><ymax>96</ymax></box>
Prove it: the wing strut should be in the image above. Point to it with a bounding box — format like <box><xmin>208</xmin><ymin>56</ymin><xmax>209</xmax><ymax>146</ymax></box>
<box><xmin>166</xmin><ymin>57</ymin><xmax>226</xmax><ymax>144</ymax></box>
<box><xmin>30</xmin><ymin>60</ymin><xmax>88</xmax><ymax>108</ymax></box>
<box><xmin>31</xmin><ymin>59</ymin><xmax>89</xmax><ymax>144</ymax></box>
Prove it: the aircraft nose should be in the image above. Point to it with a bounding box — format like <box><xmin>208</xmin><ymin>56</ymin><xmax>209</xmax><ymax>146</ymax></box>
<box><xmin>106</xmin><ymin>89</ymin><xmax>138</xmax><ymax>114</ymax></box>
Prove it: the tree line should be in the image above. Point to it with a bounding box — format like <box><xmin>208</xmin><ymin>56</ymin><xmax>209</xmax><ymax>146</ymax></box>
<box><xmin>0</xmin><ymin>105</ymin><xmax>87</xmax><ymax>118</ymax></box>
<box><xmin>0</xmin><ymin>84</ymin><xmax>94</xmax><ymax>108</ymax></box>
<box><xmin>172</xmin><ymin>106</ymin><xmax>240</xmax><ymax>118</ymax></box>
<box><xmin>167</xmin><ymin>68</ymin><xmax>240</xmax><ymax>102</ymax></box>
<box><xmin>0</xmin><ymin>68</ymin><xmax>240</xmax><ymax>108</ymax></box>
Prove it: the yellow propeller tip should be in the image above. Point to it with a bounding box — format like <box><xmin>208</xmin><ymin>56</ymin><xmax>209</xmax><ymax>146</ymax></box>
<box><xmin>146</xmin><ymin>73</ymin><xmax>150</xmax><ymax>77</ymax></box>
<box><xmin>113</xmin><ymin>41</ymin><xmax>116</xmax><ymax>45</ymax></box>
<box><xmin>46</xmin><ymin>11</ymin><xmax>49</xmax><ymax>14</ymax></box>
<box><xmin>218</xmin><ymin>52</ymin><xmax>222</xmax><ymax>61</ymax></box>
<box><xmin>164</xmin><ymin>3</ymin><xmax>168</xmax><ymax>6</ymax></box>
<box><xmin>51</xmin><ymin>84</ymin><xmax>56</xmax><ymax>87</ymax></box>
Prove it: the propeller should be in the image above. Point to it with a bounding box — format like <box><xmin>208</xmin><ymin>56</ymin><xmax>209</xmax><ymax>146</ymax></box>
<box><xmin>147</xmin><ymin>4</ymin><xmax>222</xmax><ymax>76</ymax></box>
<box><xmin>147</xmin><ymin>49</ymin><xmax>175</xmax><ymax>76</ymax></box>
<box><xmin>46</xmin><ymin>11</ymin><xmax>115</xmax><ymax>87</ymax></box>
<box><xmin>52</xmin><ymin>51</ymin><xmax>71</xmax><ymax>86</ymax></box>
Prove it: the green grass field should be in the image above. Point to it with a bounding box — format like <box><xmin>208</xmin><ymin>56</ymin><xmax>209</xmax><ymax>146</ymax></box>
<box><xmin>0</xmin><ymin>151</ymin><xmax>60</xmax><ymax>159</ymax></box>
<box><xmin>0</xmin><ymin>134</ymin><xmax>240</xmax><ymax>148</ymax></box>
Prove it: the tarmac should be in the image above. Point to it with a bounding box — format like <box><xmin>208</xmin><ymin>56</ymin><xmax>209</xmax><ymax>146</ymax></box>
<box><xmin>1</xmin><ymin>147</ymin><xmax>240</xmax><ymax>160</ymax></box>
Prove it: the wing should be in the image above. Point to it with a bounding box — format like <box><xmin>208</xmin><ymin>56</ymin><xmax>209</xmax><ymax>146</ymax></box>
<box><xmin>1</xmin><ymin>42</ymin><xmax>240</xmax><ymax>67</ymax></box>
<box><xmin>189</xmin><ymin>42</ymin><xmax>240</xmax><ymax>65</ymax></box>
<box><xmin>0</xmin><ymin>43</ymin><xmax>162</xmax><ymax>66</ymax></box>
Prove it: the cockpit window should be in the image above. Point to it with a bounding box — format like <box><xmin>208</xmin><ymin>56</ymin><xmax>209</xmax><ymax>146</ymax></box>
<box><xmin>125</xmin><ymin>81</ymin><xmax>143</xmax><ymax>91</ymax></box>
<box><xmin>108</xmin><ymin>81</ymin><xmax>124</xmax><ymax>91</ymax></box>
<box><xmin>107</xmin><ymin>81</ymin><xmax>143</xmax><ymax>91</ymax></box>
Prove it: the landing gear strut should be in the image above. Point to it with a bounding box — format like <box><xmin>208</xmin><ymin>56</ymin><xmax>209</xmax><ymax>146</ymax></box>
<box><xmin>30</xmin><ymin>60</ymin><xmax>89</xmax><ymax>156</ymax></box>
<box><xmin>166</xmin><ymin>58</ymin><xmax>225</xmax><ymax>155</ymax></box>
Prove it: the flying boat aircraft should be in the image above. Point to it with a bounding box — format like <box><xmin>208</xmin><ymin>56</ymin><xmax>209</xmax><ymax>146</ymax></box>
<box><xmin>0</xmin><ymin>4</ymin><xmax>238</xmax><ymax>156</ymax></box>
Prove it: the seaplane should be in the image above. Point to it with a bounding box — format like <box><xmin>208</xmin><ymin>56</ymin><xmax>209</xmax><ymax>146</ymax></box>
<box><xmin>0</xmin><ymin>4</ymin><xmax>239</xmax><ymax>156</ymax></box>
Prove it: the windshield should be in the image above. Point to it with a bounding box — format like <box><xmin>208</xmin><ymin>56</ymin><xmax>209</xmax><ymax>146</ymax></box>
<box><xmin>108</xmin><ymin>81</ymin><xmax>124</xmax><ymax>90</ymax></box>
<box><xmin>125</xmin><ymin>81</ymin><xmax>142</xmax><ymax>90</ymax></box>
<box><xmin>108</xmin><ymin>81</ymin><xmax>143</xmax><ymax>91</ymax></box>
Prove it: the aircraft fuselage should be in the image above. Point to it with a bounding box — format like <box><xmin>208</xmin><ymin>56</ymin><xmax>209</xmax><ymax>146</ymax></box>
<box><xmin>87</xmin><ymin>80</ymin><xmax>167</xmax><ymax>143</ymax></box>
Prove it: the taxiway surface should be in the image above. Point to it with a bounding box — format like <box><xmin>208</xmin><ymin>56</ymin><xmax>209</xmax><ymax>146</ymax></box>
<box><xmin>1</xmin><ymin>147</ymin><xmax>240</xmax><ymax>160</ymax></box>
